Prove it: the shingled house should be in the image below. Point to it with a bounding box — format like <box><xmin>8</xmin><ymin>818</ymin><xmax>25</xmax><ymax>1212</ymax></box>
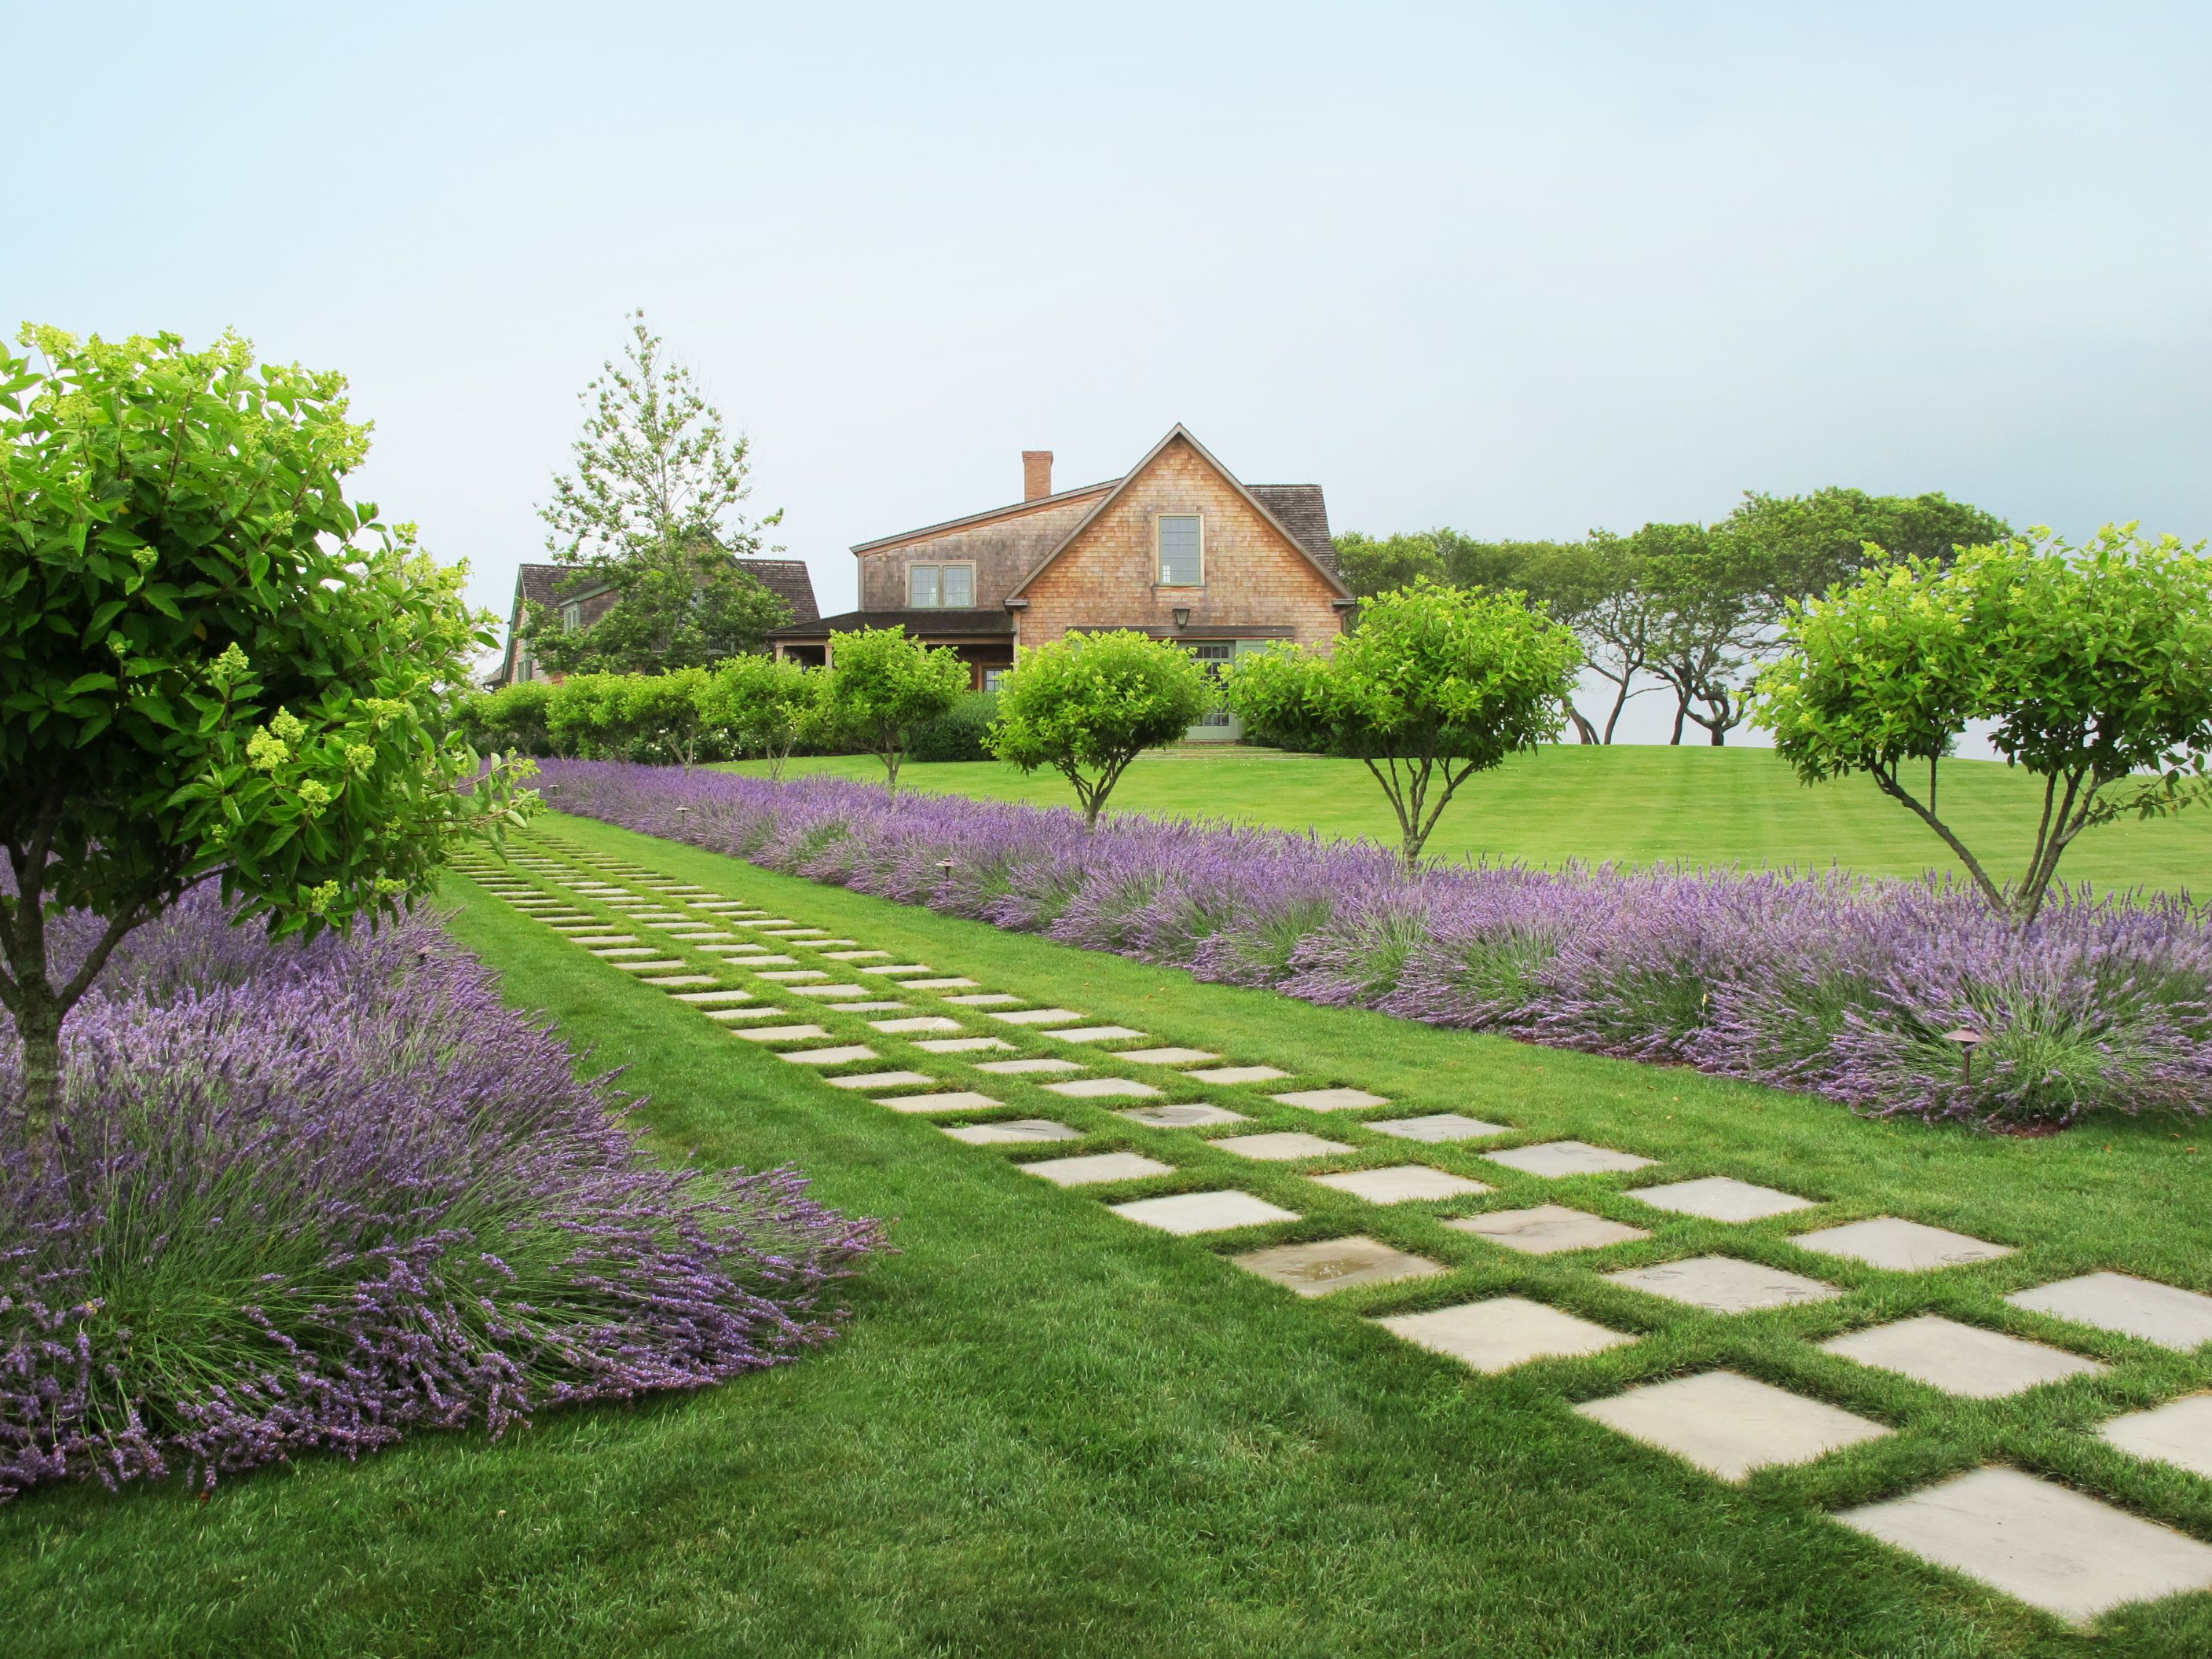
<box><xmin>491</xmin><ymin>558</ymin><xmax>821</xmax><ymax>687</ymax></box>
<box><xmin>769</xmin><ymin>425</ymin><xmax>1351</xmax><ymax>738</ymax></box>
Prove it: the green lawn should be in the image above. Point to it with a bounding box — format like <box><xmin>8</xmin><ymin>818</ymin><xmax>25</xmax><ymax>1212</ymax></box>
<box><xmin>6</xmin><ymin>815</ymin><xmax>2206</xmax><ymax>1657</ymax></box>
<box><xmin>734</xmin><ymin>744</ymin><xmax>2212</xmax><ymax>896</ymax></box>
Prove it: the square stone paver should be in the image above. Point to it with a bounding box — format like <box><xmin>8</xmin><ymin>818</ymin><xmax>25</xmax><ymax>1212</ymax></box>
<box><xmin>1371</xmin><ymin>1113</ymin><xmax>1512</xmax><ymax>1144</ymax></box>
<box><xmin>945</xmin><ymin>993</ymin><xmax>1023</xmax><ymax>1006</ymax></box>
<box><xmin>1217</xmin><ymin>1131</ymin><xmax>1356</xmax><ymax>1162</ymax></box>
<box><xmin>1020</xmin><ymin>1151</ymin><xmax>1175</xmax><ymax>1187</ymax></box>
<box><xmin>900</xmin><ymin>977</ymin><xmax>980</xmax><ymax>990</ymax></box>
<box><xmin>991</xmin><ymin>1009</ymin><xmax>1085</xmax><ymax>1025</ymax></box>
<box><xmin>1311</xmin><ymin>1165</ymin><xmax>1495</xmax><ymax>1204</ymax></box>
<box><xmin>1108</xmin><ymin>1191</ymin><xmax>1300</xmax><ymax>1236</ymax></box>
<box><xmin>881</xmin><ymin>1091</ymin><xmax>1005</xmax><ymax>1115</ymax></box>
<box><xmin>1484</xmin><ymin>1141</ymin><xmax>1656</xmax><ymax>1177</ymax></box>
<box><xmin>1578</xmin><ymin>1372</ymin><xmax>1890</xmax><ymax>1481</ymax></box>
<box><xmin>1271</xmin><ymin>1087</ymin><xmax>1388</xmax><ymax>1111</ymax></box>
<box><xmin>829</xmin><ymin>1002</ymin><xmax>909</xmax><ymax>1013</ymax></box>
<box><xmin>1045</xmin><ymin>1025</ymin><xmax>1148</xmax><ymax>1044</ymax></box>
<box><xmin>1836</xmin><ymin>1465</ymin><xmax>2212</xmax><ymax>1625</ymax></box>
<box><xmin>941</xmin><ymin>1119</ymin><xmax>1083</xmax><ymax>1145</ymax></box>
<box><xmin>914</xmin><ymin>1037</ymin><xmax>1014</xmax><ymax>1053</ymax></box>
<box><xmin>2009</xmin><ymin>1273</ymin><xmax>2212</xmax><ymax>1352</ymax></box>
<box><xmin>787</xmin><ymin>983</ymin><xmax>872</xmax><ymax>998</ymax></box>
<box><xmin>870</xmin><ymin>1016</ymin><xmax>962</xmax><ymax>1034</ymax></box>
<box><xmin>1233</xmin><ymin>1235</ymin><xmax>1447</xmax><ymax>1298</ymax></box>
<box><xmin>1632</xmin><ymin>1176</ymin><xmax>1817</xmax><ymax>1223</ymax></box>
<box><xmin>1450</xmin><ymin>1204</ymin><xmax>1651</xmax><ymax>1254</ymax></box>
<box><xmin>1795</xmin><ymin>1218</ymin><xmax>2013</xmax><ymax>1273</ymax></box>
<box><xmin>1604</xmin><ymin>1255</ymin><xmax>1843</xmax><ymax>1313</ymax></box>
<box><xmin>1042</xmin><ymin>1077</ymin><xmax>1160</xmax><ymax>1099</ymax></box>
<box><xmin>1189</xmin><ymin>1065</ymin><xmax>1291</xmax><ymax>1085</ymax></box>
<box><xmin>731</xmin><ymin>1024</ymin><xmax>830</xmax><ymax>1043</ymax></box>
<box><xmin>975</xmin><ymin>1057</ymin><xmax>1086</xmax><ymax>1075</ymax></box>
<box><xmin>825</xmin><ymin>1070</ymin><xmax>932</xmax><ymax>1090</ymax></box>
<box><xmin>781</xmin><ymin>1045</ymin><xmax>879</xmax><ymax>1067</ymax></box>
<box><xmin>1115</xmin><ymin>1099</ymin><xmax>1251</xmax><ymax>1128</ymax></box>
<box><xmin>1376</xmin><ymin>1297</ymin><xmax>1635</xmax><ymax>1372</ymax></box>
<box><xmin>2100</xmin><ymin>1394</ymin><xmax>2212</xmax><ymax>1480</ymax></box>
<box><xmin>1823</xmin><ymin>1316</ymin><xmax>2105</xmax><ymax>1398</ymax></box>
<box><xmin>1115</xmin><ymin>1047</ymin><xmax>1221</xmax><ymax>1066</ymax></box>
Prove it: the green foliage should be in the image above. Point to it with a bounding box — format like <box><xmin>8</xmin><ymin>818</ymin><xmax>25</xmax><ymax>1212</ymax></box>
<box><xmin>459</xmin><ymin>681</ymin><xmax>555</xmax><ymax>757</ymax></box>
<box><xmin>1716</xmin><ymin>485</ymin><xmax>2012</xmax><ymax>601</ymax></box>
<box><xmin>910</xmin><ymin>691</ymin><xmax>1001</xmax><ymax>764</ymax></box>
<box><xmin>522</xmin><ymin>548</ymin><xmax>790</xmax><ymax>676</ymax></box>
<box><xmin>697</xmin><ymin>654</ymin><xmax>824</xmax><ymax>778</ymax></box>
<box><xmin>0</xmin><ymin>324</ymin><xmax>528</xmax><ymax>1130</ymax></box>
<box><xmin>1227</xmin><ymin>580</ymin><xmax>1581</xmax><ymax>862</ymax></box>
<box><xmin>1756</xmin><ymin>525</ymin><xmax>2212</xmax><ymax>925</ymax></box>
<box><xmin>822</xmin><ymin>628</ymin><xmax>969</xmax><ymax>793</ymax></box>
<box><xmin>544</xmin><ymin>673</ymin><xmax>631</xmax><ymax>758</ymax></box>
<box><xmin>615</xmin><ymin>667</ymin><xmax>714</xmax><ymax>767</ymax></box>
<box><xmin>987</xmin><ymin>632</ymin><xmax>1210</xmax><ymax>826</ymax></box>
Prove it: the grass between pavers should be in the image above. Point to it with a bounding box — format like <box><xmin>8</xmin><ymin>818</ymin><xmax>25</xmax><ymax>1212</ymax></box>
<box><xmin>2</xmin><ymin>824</ymin><xmax>2207</xmax><ymax>1657</ymax></box>
<box><xmin>731</xmin><ymin>744</ymin><xmax>2212</xmax><ymax>895</ymax></box>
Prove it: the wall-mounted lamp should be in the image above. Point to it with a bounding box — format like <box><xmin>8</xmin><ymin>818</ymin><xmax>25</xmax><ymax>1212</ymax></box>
<box><xmin>1171</xmin><ymin>606</ymin><xmax>1192</xmax><ymax>630</ymax></box>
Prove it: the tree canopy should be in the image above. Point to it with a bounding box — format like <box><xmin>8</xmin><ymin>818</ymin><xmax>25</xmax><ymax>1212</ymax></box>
<box><xmin>987</xmin><ymin>631</ymin><xmax>1211</xmax><ymax>827</ymax></box>
<box><xmin>822</xmin><ymin>628</ymin><xmax>969</xmax><ymax>793</ymax></box>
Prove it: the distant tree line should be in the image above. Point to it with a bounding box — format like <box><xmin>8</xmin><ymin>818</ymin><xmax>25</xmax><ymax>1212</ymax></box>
<box><xmin>1331</xmin><ymin>487</ymin><xmax>2012</xmax><ymax>744</ymax></box>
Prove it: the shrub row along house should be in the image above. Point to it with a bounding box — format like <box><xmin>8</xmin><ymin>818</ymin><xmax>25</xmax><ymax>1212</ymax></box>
<box><xmin>769</xmin><ymin>425</ymin><xmax>1353</xmax><ymax>740</ymax></box>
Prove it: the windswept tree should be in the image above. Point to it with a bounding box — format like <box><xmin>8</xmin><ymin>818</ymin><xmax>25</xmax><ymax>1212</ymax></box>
<box><xmin>1717</xmin><ymin>485</ymin><xmax>2012</xmax><ymax>602</ymax></box>
<box><xmin>1756</xmin><ymin>526</ymin><xmax>2212</xmax><ymax>926</ymax></box>
<box><xmin>1227</xmin><ymin>580</ymin><xmax>1581</xmax><ymax>864</ymax></box>
<box><xmin>822</xmin><ymin>628</ymin><xmax>969</xmax><ymax>793</ymax></box>
<box><xmin>522</xmin><ymin>312</ymin><xmax>789</xmax><ymax>674</ymax></box>
<box><xmin>0</xmin><ymin>325</ymin><xmax>529</xmax><ymax>1137</ymax></box>
<box><xmin>987</xmin><ymin>631</ymin><xmax>1211</xmax><ymax>828</ymax></box>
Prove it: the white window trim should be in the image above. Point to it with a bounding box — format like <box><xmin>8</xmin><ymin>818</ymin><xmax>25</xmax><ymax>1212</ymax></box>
<box><xmin>560</xmin><ymin>600</ymin><xmax>583</xmax><ymax>632</ymax></box>
<box><xmin>1155</xmin><ymin>513</ymin><xmax>1204</xmax><ymax>588</ymax></box>
<box><xmin>908</xmin><ymin>561</ymin><xmax>978</xmax><ymax>608</ymax></box>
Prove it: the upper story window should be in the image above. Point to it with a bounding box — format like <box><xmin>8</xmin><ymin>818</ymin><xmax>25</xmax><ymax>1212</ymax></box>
<box><xmin>909</xmin><ymin>562</ymin><xmax>975</xmax><ymax>607</ymax></box>
<box><xmin>560</xmin><ymin>601</ymin><xmax>583</xmax><ymax>632</ymax></box>
<box><xmin>1156</xmin><ymin>514</ymin><xmax>1203</xmax><ymax>586</ymax></box>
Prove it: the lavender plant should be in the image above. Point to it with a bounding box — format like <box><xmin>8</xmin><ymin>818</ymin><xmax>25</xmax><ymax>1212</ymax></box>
<box><xmin>532</xmin><ymin>761</ymin><xmax>2212</xmax><ymax>1130</ymax></box>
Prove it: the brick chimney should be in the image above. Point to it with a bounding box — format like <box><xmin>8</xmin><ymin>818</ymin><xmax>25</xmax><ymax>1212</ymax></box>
<box><xmin>1022</xmin><ymin>450</ymin><xmax>1053</xmax><ymax>501</ymax></box>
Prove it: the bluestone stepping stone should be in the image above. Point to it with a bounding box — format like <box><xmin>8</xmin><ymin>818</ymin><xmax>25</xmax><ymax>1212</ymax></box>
<box><xmin>2100</xmin><ymin>1394</ymin><xmax>2212</xmax><ymax>1480</ymax></box>
<box><xmin>1114</xmin><ymin>1047</ymin><xmax>1221</xmax><ymax>1067</ymax></box>
<box><xmin>805</xmin><ymin>939</ymin><xmax>861</xmax><ymax>947</ymax></box>
<box><xmin>1217</xmin><ymin>1131</ymin><xmax>1356</xmax><ymax>1162</ymax></box>
<box><xmin>706</xmin><ymin>1008</ymin><xmax>788</xmax><ymax>1023</ymax></box>
<box><xmin>991</xmin><ymin>1008</ymin><xmax>1085</xmax><ymax>1026</ymax></box>
<box><xmin>1311</xmin><ymin>1165</ymin><xmax>1494</xmax><ymax>1204</ymax></box>
<box><xmin>787</xmin><ymin>984</ymin><xmax>872</xmax><ymax>998</ymax></box>
<box><xmin>1632</xmin><ymin>1176</ymin><xmax>1817</xmax><ymax>1223</ymax></box>
<box><xmin>740</xmin><ymin>919</ymin><xmax>802</xmax><ymax>927</ymax></box>
<box><xmin>881</xmin><ymin>1091</ymin><xmax>1005</xmax><ymax>1115</ymax></box>
<box><xmin>945</xmin><ymin>993</ymin><xmax>1024</xmax><ymax>1007</ymax></box>
<box><xmin>1484</xmin><ymin>1141</ymin><xmax>1656</xmax><ymax>1177</ymax></box>
<box><xmin>1836</xmin><ymin>1465</ymin><xmax>2212</xmax><ymax>1625</ymax></box>
<box><xmin>976</xmin><ymin>1057</ymin><xmax>1087</xmax><ymax>1076</ymax></box>
<box><xmin>826</xmin><ymin>1070</ymin><xmax>932</xmax><ymax>1090</ymax></box>
<box><xmin>1450</xmin><ymin>1204</ymin><xmax>1650</xmax><ymax>1254</ymax></box>
<box><xmin>914</xmin><ymin>1036</ymin><xmax>1013</xmax><ymax>1053</ymax></box>
<box><xmin>734</xmin><ymin>954</ymin><xmax>797</xmax><ymax>966</ymax></box>
<box><xmin>641</xmin><ymin>974</ymin><xmax>717</xmax><ymax>987</ymax></box>
<box><xmin>1376</xmin><ymin>1297</ymin><xmax>1635</xmax><ymax>1372</ymax></box>
<box><xmin>1821</xmin><ymin>1315</ymin><xmax>2105</xmax><ymax>1397</ymax></box>
<box><xmin>829</xmin><ymin>1002</ymin><xmax>909</xmax><ymax>1013</ymax></box>
<box><xmin>1271</xmin><ymin>1087</ymin><xmax>1388</xmax><ymax>1111</ymax></box>
<box><xmin>1042</xmin><ymin>1077</ymin><xmax>1160</xmax><ymax>1099</ymax></box>
<box><xmin>1578</xmin><ymin>1372</ymin><xmax>1889</xmax><ymax>1482</ymax></box>
<box><xmin>613</xmin><ymin>959</ymin><xmax>689</xmax><ymax>972</ymax></box>
<box><xmin>1371</xmin><ymin>1113</ymin><xmax>1511</xmax><ymax>1144</ymax></box>
<box><xmin>731</xmin><ymin>1024</ymin><xmax>830</xmax><ymax>1043</ymax></box>
<box><xmin>1795</xmin><ymin>1218</ymin><xmax>2012</xmax><ymax>1272</ymax></box>
<box><xmin>900</xmin><ymin>977</ymin><xmax>980</xmax><ymax>991</ymax></box>
<box><xmin>943</xmin><ymin>1119</ymin><xmax>1083</xmax><ymax>1145</ymax></box>
<box><xmin>591</xmin><ymin>947</ymin><xmax>658</xmax><ymax>958</ymax></box>
<box><xmin>1189</xmin><ymin>1065</ymin><xmax>1291</xmax><ymax>1085</ymax></box>
<box><xmin>754</xmin><ymin>969</ymin><xmax>827</xmax><ymax>981</ymax></box>
<box><xmin>1604</xmin><ymin>1254</ymin><xmax>1842</xmax><ymax>1313</ymax></box>
<box><xmin>822</xmin><ymin>950</ymin><xmax>892</xmax><ymax>961</ymax></box>
<box><xmin>1046</xmin><ymin>1025</ymin><xmax>1148</xmax><ymax>1044</ymax></box>
<box><xmin>869</xmin><ymin>1015</ymin><xmax>962</xmax><ymax>1034</ymax></box>
<box><xmin>698</xmin><ymin>943</ymin><xmax>771</xmax><ymax>954</ymax></box>
<box><xmin>573</xmin><ymin>936</ymin><xmax>637</xmax><ymax>946</ymax></box>
<box><xmin>861</xmin><ymin>964</ymin><xmax>932</xmax><ymax>976</ymax></box>
<box><xmin>2009</xmin><ymin>1272</ymin><xmax>2212</xmax><ymax>1351</ymax></box>
<box><xmin>1116</xmin><ymin>1102</ymin><xmax>1249</xmax><ymax>1128</ymax></box>
<box><xmin>1020</xmin><ymin>1152</ymin><xmax>1175</xmax><ymax>1187</ymax></box>
<box><xmin>1108</xmin><ymin>1191</ymin><xmax>1299</xmax><ymax>1236</ymax></box>
<box><xmin>1233</xmin><ymin>1235</ymin><xmax>1447</xmax><ymax>1298</ymax></box>
<box><xmin>782</xmin><ymin>1045</ymin><xmax>879</xmax><ymax>1067</ymax></box>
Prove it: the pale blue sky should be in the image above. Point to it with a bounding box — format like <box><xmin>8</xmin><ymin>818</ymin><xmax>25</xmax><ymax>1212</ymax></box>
<box><xmin>12</xmin><ymin>2</ymin><xmax>2209</xmax><ymax>741</ymax></box>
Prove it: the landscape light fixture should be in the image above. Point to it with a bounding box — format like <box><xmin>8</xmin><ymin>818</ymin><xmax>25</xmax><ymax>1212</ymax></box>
<box><xmin>1943</xmin><ymin>1027</ymin><xmax>1987</xmax><ymax>1086</ymax></box>
<box><xmin>1171</xmin><ymin>606</ymin><xmax>1192</xmax><ymax>629</ymax></box>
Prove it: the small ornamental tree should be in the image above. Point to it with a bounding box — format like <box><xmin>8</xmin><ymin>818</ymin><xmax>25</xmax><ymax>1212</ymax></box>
<box><xmin>617</xmin><ymin>666</ymin><xmax>714</xmax><ymax>767</ymax></box>
<box><xmin>987</xmin><ymin>631</ymin><xmax>1210</xmax><ymax>828</ymax></box>
<box><xmin>699</xmin><ymin>654</ymin><xmax>821</xmax><ymax>780</ymax></box>
<box><xmin>1226</xmin><ymin>580</ymin><xmax>1582</xmax><ymax>864</ymax></box>
<box><xmin>822</xmin><ymin>627</ymin><xmax>968</xmax><ymax>793</ymax></box>
<box><xmin>544</xmin><ymin>672</ymin><xmax>630</xmax><ymax>758</ymax></box>
<box><xmin>0</xmin><ymin>326</ymin><xmax>528</xmax><ymax>1137</ymax></box>
<box><xmin>1756</xmin><ymin>526</ymin><xmax>2212</xmax><ymax>927</ymax></box>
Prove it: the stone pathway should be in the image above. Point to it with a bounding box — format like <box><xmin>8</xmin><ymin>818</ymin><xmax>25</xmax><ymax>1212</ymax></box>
<box><xmin>449</xmin><ymin>832</ymin><xmax>2212</xmax><ymax>1631</ymax></box>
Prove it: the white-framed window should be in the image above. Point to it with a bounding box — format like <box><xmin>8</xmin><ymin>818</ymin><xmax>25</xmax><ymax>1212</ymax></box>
<box><xmin>1156</xmin><ymin>514</ymin><xmax>1203</xmax><ymax>587</ymax></box>
<box><xmin>560</xmin><ymin>600</ymin><xmax>583</xmax><ymax>632</ymax></box>
<box><xmin>908</xmin><ymin>562</ymin><xmax>976</xmax><ymax>607</ymax></box>
<box><xmin>982</xmin><ymin>668</ymin><xmax>1007</xmax><ymax>693</ymax></box>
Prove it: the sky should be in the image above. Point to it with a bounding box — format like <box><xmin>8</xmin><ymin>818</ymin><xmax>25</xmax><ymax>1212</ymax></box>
<box><xmin>11</xmin><ymin>2</ymin><xmax>2210</xmax><ymax>743</ymax></box>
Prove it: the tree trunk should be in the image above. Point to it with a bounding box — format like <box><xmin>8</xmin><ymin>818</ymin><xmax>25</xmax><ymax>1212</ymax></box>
<box><xmin>1708</xmin><ymin>723</ymin><xmax>1725</xmax><ymax>746</ymax></box>
<box><xmin>1563</xmin><ymin>701</ymin><xmax>1597</xmax><ymax>744</ymax></box>
<box><xmin>15</xmin><ymin>990</ymin><xmax>64</xmax><ymax>1147</ymax></box>
<box><xmin>1669</xmin><ymin>700</ymin><xmax>1687</xmax><ymax>745</ymax></box>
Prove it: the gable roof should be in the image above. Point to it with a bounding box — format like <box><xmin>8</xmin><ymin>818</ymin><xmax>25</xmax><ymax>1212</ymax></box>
<box><xmin>848</xmin><ymin>479</ymin><xmax>1119</xmax><ymax>556</ymax></box>
<box><xmin>508</xmin><ymin>558</ymin><xmax>820</xmax><ymax>624</ymax></box>
<box><xmin>1003</xmin><ymin>426</ymin><xmax>1350</xmax><ymax>603</ymax></box>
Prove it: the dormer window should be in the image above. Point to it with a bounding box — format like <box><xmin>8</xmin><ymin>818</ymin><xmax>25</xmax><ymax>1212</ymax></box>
<box><xmin>1156</xmin><ymin>514</ymin><xmax>1203</xmax><ymax>587</ymax></box>
<box><xmin>561</xmin><ymin>600</ymin><xmax>583</xmax><ymax>632</ymax></box>
<box><xmin>909</xmin><ymin>562</ymin><xmax>974</xmax><ymax>608</ymax></box>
